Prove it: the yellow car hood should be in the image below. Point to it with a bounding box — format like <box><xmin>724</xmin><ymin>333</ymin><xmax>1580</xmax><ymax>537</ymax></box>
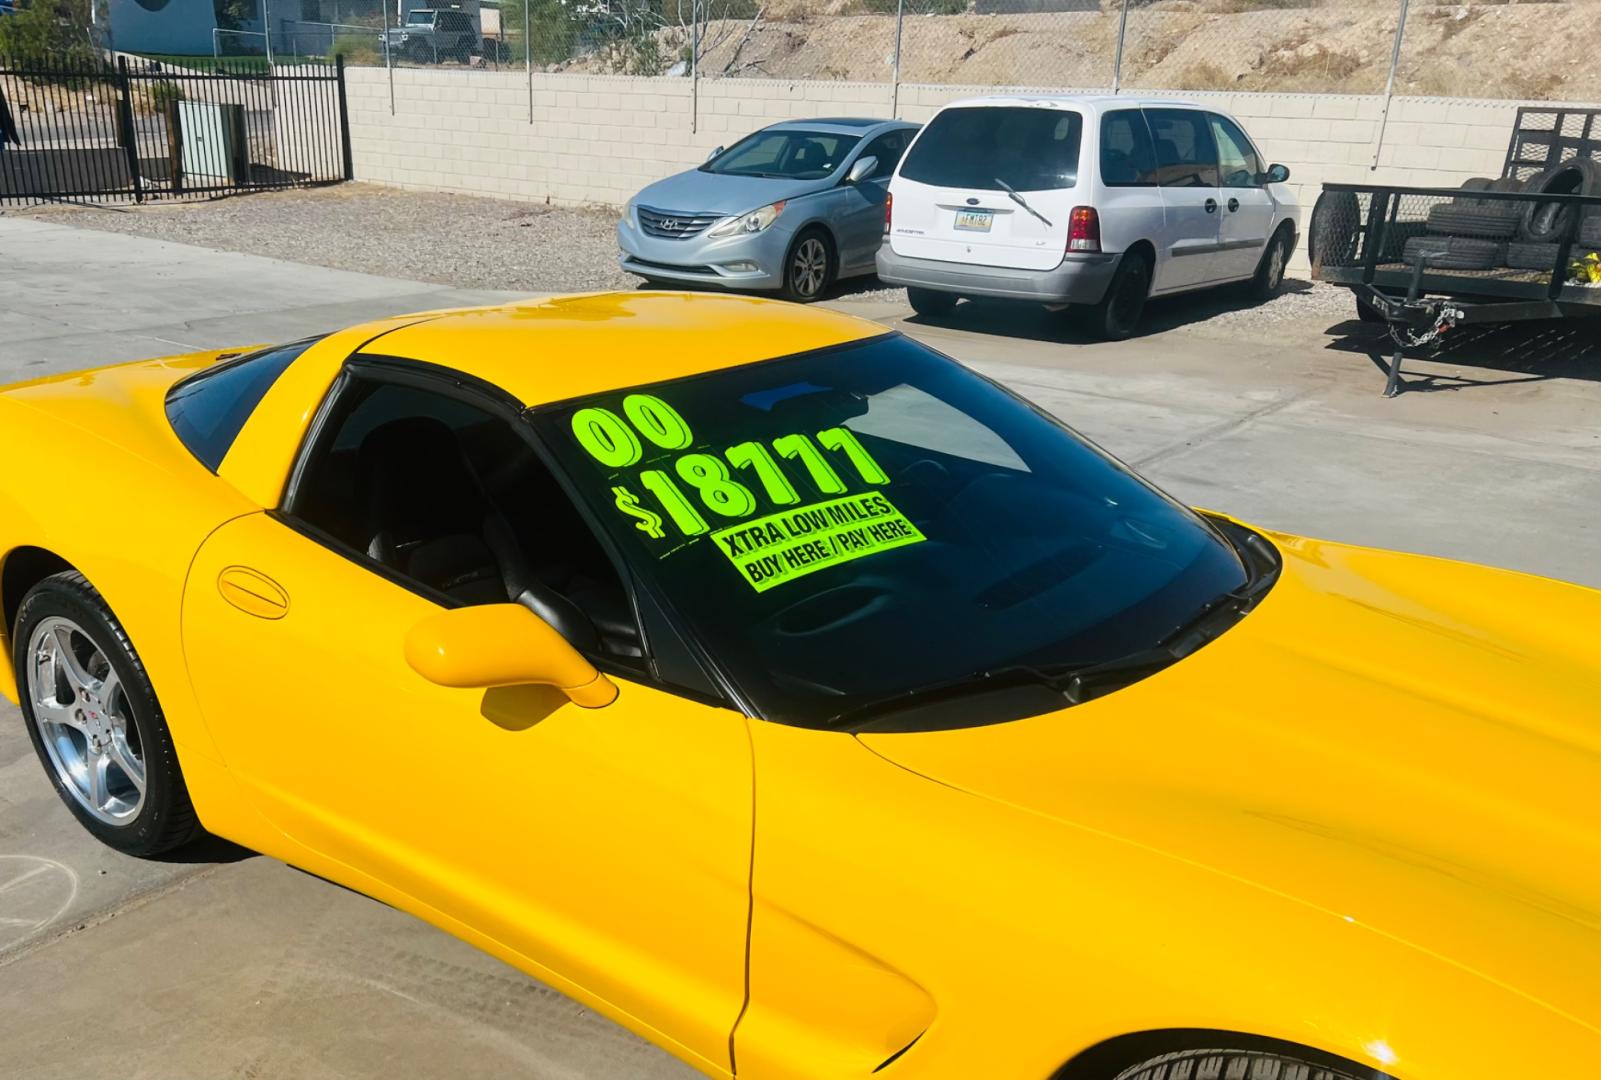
<box><xmin>859</xmin><ymin>532</ymin><xmax>1601</xmax><ymax>1031</ymax></box>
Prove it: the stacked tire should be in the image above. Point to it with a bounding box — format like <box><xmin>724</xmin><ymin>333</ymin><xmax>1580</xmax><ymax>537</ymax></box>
<box><xmin>1403</xmin><ymin>176</ymin><xmax>1522</xmax><ymax>271</ymax></box>
<box><xmin>1407</xmin><ymin>160</ymin><xmax>1601</xmax><ymax>274</ymax></box>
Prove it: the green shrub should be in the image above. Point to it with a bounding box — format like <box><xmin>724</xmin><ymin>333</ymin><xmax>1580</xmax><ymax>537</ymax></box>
<box><xmin>147</xmin><ymin>80</ymin><xmax>184</xmax><ymax>109</ymax></box>
<box><xmin>331</xmin><ymin>33</ymin><xmax>380</xmax><ymax>66</ymax></box>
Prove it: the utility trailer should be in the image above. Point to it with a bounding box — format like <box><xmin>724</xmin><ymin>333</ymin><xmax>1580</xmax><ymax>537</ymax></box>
<box><xmin>1311</xmin><ymin>107</ymin><xmax>1601</xmax><ymax>396</ymax></box>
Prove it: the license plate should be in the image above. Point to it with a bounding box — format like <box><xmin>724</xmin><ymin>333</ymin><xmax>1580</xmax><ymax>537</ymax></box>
<box><xmin>953</xmin><ymin>209</ymin><xmax>993</xmax><ymax>233</ymax></box>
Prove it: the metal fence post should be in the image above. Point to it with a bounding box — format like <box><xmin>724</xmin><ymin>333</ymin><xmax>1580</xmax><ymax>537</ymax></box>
<box><xmin>891</xmin><ymin>0</ymin><xmax>904</xmax><ymax>118</ymax></box>
<box><xmin>1111</xmin><ymin>0</ymin><xmax>1130</xmax><ymax>93</ymax></box>
<box><xmin>263</xmin><ymin>0</ymin><xmax>276</xmax><ymax>68</ymax></box>
<box><xmin>382</xmin><ymin>0</ymin><xmax>394</xmax><ymax>114</ymax></box>
<box><xmin>1371</xmin><ymin>0</ymin><xmax>1411</xmax><ymax>170</ymax></box>
<box><xmin>335</xmin><ymin>54</ymin><xmax>354</xmax><ymax>180</ymax></box>
<box><xmin>114</xmin><ymin>56</ymin><xmax>145</xmax><ymax>203</ymax></box>
<box><xmin>691</xmin><ymin>0</ymin><xmax>700</xmax><ymax>135</ymax></box>
<box><xmin>525</xmin><ymin>0</ymin><xmax>533</xmax><ymax>123</ymax></box>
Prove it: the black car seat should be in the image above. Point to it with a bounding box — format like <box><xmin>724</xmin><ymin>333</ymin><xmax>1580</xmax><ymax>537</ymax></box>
<box><xmin>357</xmin><ymin>417</ymin><xmax>603</xmax><ymax>652</ymax></box>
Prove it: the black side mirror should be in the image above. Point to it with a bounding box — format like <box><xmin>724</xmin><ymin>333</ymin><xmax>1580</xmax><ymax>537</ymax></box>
<box><xmin>1265</xmin><ymin>163</ymin><xmax>1291</xmax><ymax>184</ymax></box>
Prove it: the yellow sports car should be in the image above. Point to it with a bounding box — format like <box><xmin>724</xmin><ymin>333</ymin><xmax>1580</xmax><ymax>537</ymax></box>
<box><xmin>1</xmin><ymin>294</ymin><xmax>1597</xmax><ymax>1080</ymax></box>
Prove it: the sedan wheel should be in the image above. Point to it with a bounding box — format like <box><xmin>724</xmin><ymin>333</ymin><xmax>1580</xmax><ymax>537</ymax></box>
<box><xmin>783</xmin><ymin>232</ymin><xmax>834</xmax><ymax>302</ymax></box>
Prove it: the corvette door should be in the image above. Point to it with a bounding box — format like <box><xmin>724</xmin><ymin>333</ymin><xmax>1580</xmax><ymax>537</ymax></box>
<box><xmin>181</xmin><ymin>368</ymin><xmax>752</xmax><ymax>1077</ymax></box>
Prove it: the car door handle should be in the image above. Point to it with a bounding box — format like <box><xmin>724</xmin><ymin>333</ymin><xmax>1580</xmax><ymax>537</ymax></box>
<box><xmin>1227</xmin><ymin>197</ymin><xmax>1240</xmax><ymax>213</ymax></box>
<box><xmin>1204</xmin><ymin>198</ymin><xmax>1218</xmax><ymax>214</ymax></box>
<box><xmin>217</xmin><ymin>566</ymin><xmax>289</xmax><ymax>620</ymax></box>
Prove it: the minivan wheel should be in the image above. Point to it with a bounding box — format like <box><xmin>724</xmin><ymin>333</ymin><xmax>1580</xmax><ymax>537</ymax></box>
<box><xmin>1249</xmin><ymin>228</ymin><xmax>1292</xmax><ymax>302</ymax></box>
<box><xmin>1087</xmin><ymin>251</ymin><xmax>1151</xmax><ymax>341</ymax></box>
<box><xmin>906</xmin><ymin>287</ymin><xmax>958</xmax><ymax>317</ymax></box>
<box><xmin>781</xmin><ymin>229</ymin><xmax>835</xmax><ymax>302</ymax></box>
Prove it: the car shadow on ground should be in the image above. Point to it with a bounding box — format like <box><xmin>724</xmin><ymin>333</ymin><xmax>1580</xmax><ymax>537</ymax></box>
<box><xmin>1321</xmin><ymin>315</ymin><xmax>1601</xmax><ymax>394</ymax></box>
<box><xmin>146</xmin><ymin>834</ymin><xmax>257</xmax><ymax>865</ymax></box>
<box><xmin>897</xmin><ymin>279</ymin><xmax>1316</xmax><ymax>344</ymax></box>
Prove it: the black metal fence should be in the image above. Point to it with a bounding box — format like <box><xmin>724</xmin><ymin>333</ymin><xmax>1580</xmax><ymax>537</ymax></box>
<box><xmin>0</xmin><ymin>54</ymin><xmax>351</xmax><ymax>204</ymax></box>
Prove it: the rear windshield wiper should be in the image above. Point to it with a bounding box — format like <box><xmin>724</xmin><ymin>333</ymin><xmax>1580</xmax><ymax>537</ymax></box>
<box><xmin>995</xmin><ymin>178</ymin><xmax>1053</xmax><ymax>228</ymax></box>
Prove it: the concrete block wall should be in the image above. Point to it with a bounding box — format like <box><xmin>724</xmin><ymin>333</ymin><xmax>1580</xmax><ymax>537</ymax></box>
<box><xmin>344</xmin><ymin>66</ymin><xmax>1533</xmax><ymax>268</ymax></box>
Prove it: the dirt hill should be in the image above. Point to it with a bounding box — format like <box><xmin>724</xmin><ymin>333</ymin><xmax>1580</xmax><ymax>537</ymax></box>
<box><xmin>561</xmin><ymin>0</ymin><xmax>1597</xmax><ymax>102</ymax></box>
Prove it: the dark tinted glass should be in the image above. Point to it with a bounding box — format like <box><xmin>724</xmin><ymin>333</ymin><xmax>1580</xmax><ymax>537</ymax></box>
<box><xmin>1144</xmin><ymin>108</ymin><xmax>1220</xmax><ymax>188</ymax></box>
<box><xmin>704</xmin><ymin>130</ymin><xmax>859</xmax><ymax>180</ymax></box>
<box><xmin>859</xmin><ymin>129</ymin><xmax>911</xmax><ymax>180</ymax></box>
<box><xmin>531</xmin><ymin>335</ymin><xmax>1250</xmax><ymax>730</ymax></box>
<box><xmin>1099</xmin><ymin>109</ymin><xmax>1158</xmax><ymax>187</ymax></box>
<box><xmin>165</xmin><ymin>339</ymin><xmax>319</xmax><ymax>472</ymax></box>
<box><xmin>291</xmin><ymin>375</ymin><xmax>643</xmax><ymax>659</ymax></box>
<box><xmin>899</xmin><ymin>106</ymin><xmax>1082</xmax><ymax>191</ymax></box>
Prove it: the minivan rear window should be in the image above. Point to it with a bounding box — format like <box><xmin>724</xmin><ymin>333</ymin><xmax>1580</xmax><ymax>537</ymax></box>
<box><xmin>899</xmin><ymin>106</ymin><xmax>1082</xmax><ymax>192</ymax></box>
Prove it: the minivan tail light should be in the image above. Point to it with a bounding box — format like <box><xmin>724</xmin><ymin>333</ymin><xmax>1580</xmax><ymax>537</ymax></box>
<box><xmin>1067</xmin><ymin>206</ymin><xmax>1101</xmax><ymax>253</ymax></box>
<box><xmin>884</xmin><ymin>192</ymin><xmax>893</xmax><ymax>235</ymax></box>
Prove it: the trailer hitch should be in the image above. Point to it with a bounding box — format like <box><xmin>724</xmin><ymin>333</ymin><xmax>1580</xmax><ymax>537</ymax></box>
<box><xmin>1370</xmin><ymin>256</ymin><xmax>1461</xmax><ymax>397</ymax></box>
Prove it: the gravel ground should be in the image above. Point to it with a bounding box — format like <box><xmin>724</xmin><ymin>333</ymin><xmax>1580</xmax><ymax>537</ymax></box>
<box><xmin>9</xmin><ymin>183</ymin><xmax>1353</xmax><ymax>329</ymax></box>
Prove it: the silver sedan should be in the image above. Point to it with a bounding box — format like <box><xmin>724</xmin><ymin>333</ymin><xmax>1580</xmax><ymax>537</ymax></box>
<box><xmin>617</xmin><ymin>118</ymin><xmax>919</xmax><ymax>301</ymax></box>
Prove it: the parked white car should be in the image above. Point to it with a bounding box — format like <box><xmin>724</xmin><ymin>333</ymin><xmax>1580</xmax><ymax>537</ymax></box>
<box><xmin>877</xmin><ymin>95</ymin><xmax>1301</xmax><ymax>339</ymax></box>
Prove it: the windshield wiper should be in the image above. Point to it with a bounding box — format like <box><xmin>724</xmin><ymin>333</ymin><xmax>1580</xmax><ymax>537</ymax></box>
<box><xmin>995</xmin><ymin>179</ymin><xmax>1052</xmax><ymax>228</ymax></box>
<box><xmin>830</xmin><ymin>524</ymin><xmax>1281</xmax><ymax>731</ymax></box>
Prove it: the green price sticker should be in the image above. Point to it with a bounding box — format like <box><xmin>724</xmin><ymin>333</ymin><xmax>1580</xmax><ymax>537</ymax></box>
<box><xmin>712</xmin><ymin>491</ymin><xmax>926</xmax><ymax>593</ymax></box>
<box><xmin>573</xmin><ymin>395</ymin><xmax>917</xmax><ymax>586</ymax></box>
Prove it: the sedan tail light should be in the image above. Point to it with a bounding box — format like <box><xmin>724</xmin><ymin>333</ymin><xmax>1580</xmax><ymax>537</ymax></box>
<box><xmin>884</xmin><ymin>192</ymin><xmax>893</xmax><ymax>236</ymax></box>
<box><xmin>1067</xmin><ymin>206</ymin><xmax>1101</xmax><ymax>253</ymax></box>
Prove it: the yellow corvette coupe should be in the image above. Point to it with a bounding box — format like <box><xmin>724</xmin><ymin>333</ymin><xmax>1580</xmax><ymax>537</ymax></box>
<box><xmin>1</xmin><ymin>294</ymin><xmax>1597</xmax><ymax>1080</ymax></box>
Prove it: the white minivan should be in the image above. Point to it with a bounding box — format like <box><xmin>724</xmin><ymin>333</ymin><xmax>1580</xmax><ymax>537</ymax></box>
<box><xmin>876</xmin><ymin>96</ymin><xmax>1300</xmax><ymax>339</ymax></box>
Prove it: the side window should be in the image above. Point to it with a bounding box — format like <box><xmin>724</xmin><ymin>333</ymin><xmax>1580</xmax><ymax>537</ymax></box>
<box><xmin>1209</xmin><ymin>113</ymin><xmax>1264</xmax><ymax>188</ymax></box>
<box><xmin>1098</xmin><ymin>109</ymin><xmax>1157</xmax><ymax>187</ymax></box>
<box><xmin>166</xmin><ymin>337</ymin><xmax>321</xmax><ymax>472</ymax></box>
<box><xmin>287</xmin><ymin>374</ymin><xmax>644</xmax><ymax>661</ymax></box>
<box><xmin>859</xmin><ymin>130</ymin><xmax>908</xmax><ymax>180</ymax></box>
<box><xmin>1143</xmin><ymin>108</ymin><xmax>1220</xmax><ymax>189</ymax></box>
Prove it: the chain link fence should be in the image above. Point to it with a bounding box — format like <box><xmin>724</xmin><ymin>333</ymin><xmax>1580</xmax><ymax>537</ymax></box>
<box><xmin>136</xmin><ymin>0</ymin><xmax>1601</xmax><ymax>103</ymax></box>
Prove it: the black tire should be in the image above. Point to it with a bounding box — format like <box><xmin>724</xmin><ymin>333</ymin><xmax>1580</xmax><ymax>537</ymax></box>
<box><xmin>1451</xmin><ymin>176</ymin><xmax>1495</xmax><ymax>204</ymax></box>
<box><xmin>1506</xmin><ymin>240</ymin><xmax>1563</xmax><ymax>271</ymax></box>
<box><xmin>1579</xmin><ymin>214</ymin><xmax>1601</xmax><ymax>249</ymax></box>
<box><xmin>906</xmin><ymin>286</ymin><xmax>958</xmax><ymax>317</ymax></box>
<box><xmin>12</xmin><ymin>572</ymin><xmax>201</xmax><ymax>857</ymax></box>
<box><xmin>1519</xmin><ymin>157</ymin><xmax>1601</xmax><ymax>242</ymax></box>
<box><xmin>780</xmin><ymin>228</ymin><xmax>835</xmax><ymax>302</ymax></box>
<box><xmin>1372</xmin><ymin>219</ymin><xmax>1428</xmax><ymax>263</ymax></box>
<box><xmin>1113</xmin><ymin>1049</ymin><xmax>1371</xmax><ymax>1080</ymax></box>
<box><xmin>1403</xmin><ymin>235</ymin><xmax>1504</xmax><ymax>271</ymax></box>
<box><xmin>1248</xmin><ymin>226</ymin><xmax>1293</xmax><ymax>301</ymax></box>
<box><xmin>1087</xmin><ymin>250</ymin><xmax>1152</xmax><ymax>341</ymax></box>
<box><xmin>1309</xmin><ymin>189</ymin><xmax>1359</xmax><ymax>269</ymax></box>
<box><xmin>1425</xmin><ymin>201</ymin><xmax>1521</xmax><ymax>239</ymax></box>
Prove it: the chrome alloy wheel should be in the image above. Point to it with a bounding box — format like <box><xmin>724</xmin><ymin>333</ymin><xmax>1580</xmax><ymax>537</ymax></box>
<box><xmin>790</xmin><ymin>237</ymin><xmax>828</xmax><ymax>298</ymax></box>
<box><xmin>28</xmin><ymin>617</ymin><xmax>145</xmax><ymax>824</ymax></box>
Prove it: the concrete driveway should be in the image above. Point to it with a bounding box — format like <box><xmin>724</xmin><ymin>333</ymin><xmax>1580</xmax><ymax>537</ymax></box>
<box><xmin>1</xmin><ymin>214</ymin><xmax>1597</xmax><ymax>1080</ymax></box>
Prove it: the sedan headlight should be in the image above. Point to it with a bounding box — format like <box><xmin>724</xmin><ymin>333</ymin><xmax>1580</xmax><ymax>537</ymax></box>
<box><xmin>621</xmin><ymin>201</ymin><xmax>636</xmax><ymax>230</ymax></box>
<box><xmin>708</xmin><ymin>201</ymin><xmax>787</xmax><ymax>238</ymax></box>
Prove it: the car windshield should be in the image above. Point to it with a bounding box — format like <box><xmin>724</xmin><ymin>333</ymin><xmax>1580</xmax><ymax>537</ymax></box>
<box><xmin>530</xmin><ymin>335</ymin><xmax>1256</xmax><ymax>730</ymax></box>
<box><xmin>899</xmin><ymin>106</ymin><xmax>1082</xmax><ymax>191</ymax></box>
<box><xmin>703</xmin><ymin>130</ymin><xmax>859</xmax><ymax>180</ymax></box>
<box><xmin>405</xmin><ymin>10</ymin><xmax>434</xmax><ymax>24</ymax></box>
